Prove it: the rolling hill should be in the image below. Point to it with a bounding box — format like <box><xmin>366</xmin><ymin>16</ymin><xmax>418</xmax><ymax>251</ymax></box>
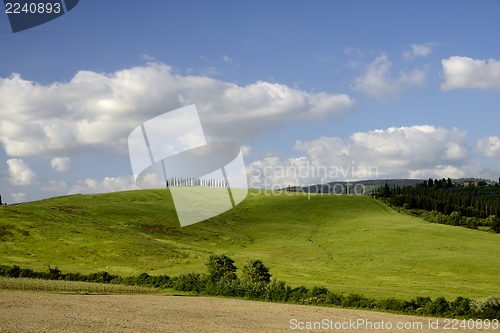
<box><xmin>1</xmin><ymin>189</ymin><xmax>499</xmax><ymax>300</ymax></box>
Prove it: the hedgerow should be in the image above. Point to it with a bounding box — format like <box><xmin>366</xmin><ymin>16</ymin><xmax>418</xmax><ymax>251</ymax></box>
<box><xmin>1</xmin><ymin>257</ymin><xmax>498</xmax><ymax>320</ymax></box>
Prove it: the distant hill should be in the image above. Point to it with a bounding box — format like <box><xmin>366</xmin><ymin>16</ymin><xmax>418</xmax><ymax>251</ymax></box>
<box><xmin>285</xmin><ymin>179</ymin><xmax>424</xmax><ymax>194</ymax></box>
<box><xmin>294</xmin><ymin>178</ymin><xmax>498</xmax><ymax>194</ymax></box>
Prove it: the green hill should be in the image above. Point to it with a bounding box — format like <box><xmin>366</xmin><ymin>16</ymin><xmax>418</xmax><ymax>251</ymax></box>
<box><xmin>1</xmin><ymin>189</ymin><xmax>499</xmax><ymax>300</ymax></box>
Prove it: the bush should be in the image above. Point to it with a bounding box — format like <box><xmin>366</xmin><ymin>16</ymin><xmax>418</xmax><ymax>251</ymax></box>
<box><xmin>473</xmin><ymin>296</ymin><xmax>500</xmax><ymax>318</ymax></box>
<box><xmin>19</xmin><ymin>268</ymin><xmax>34</xmax><ymax>278</ymax></box>
<box><xmin>206</xmin><ymin>254</ymin><xmax>237</xmax><ymax>282</ymax></box>
<box><xmin>243</xmin><ymin>280</ymin><xmax>267</xmax><ymax>299</ymax></box>
<box><xmin>449</xmin><ymin>211</ymin><xmax>461</xmax><ymax>226</ymax></box>
<box><xmin>150</xmin><ymin>275</ymin><xmax>172</xmax><ymax>288</ymax></box>
<box><xmin>487</xmin><ymin>215</ymin><xmax>500</xmax><ymax>233</ymax></box>
<box><xmin>86</xmin><ymin>271</ymin><xmax>116</xmax><ymax>283</ymax></box>
<box><xmin>265</xmin><ymin>280</ymin><xmax>291</xmax><ymax>302</ymax></box>
<box><xmin>2</xmin><ymin>263</ymin><xmax>500</xmax><ymax>320</ymax></box>
<box><xmin>213</xmin><ymin>278</ymin><xmax>245</xmax><ymax>297</ymax></box>
<box><xmin>242</xmin><ymin>260</ymin><xmax>271</xmax><ymax>284</ymax></box>
<box><xmin>135</xmin><ymin>272</ymin><xmax>151</xmax><ymax>285</ymax></box>
<box><xmin>325</xmin><ymin>292</ymin><xmax>344</xmax><ymax>306</ymax></box>
<box><xmin>426</xmin><ymin>297</ymin><xmax>449</xmax><ymax>315</ymax></box>
<box><xmin>173</xmin><ymin>273</ymin><xmax>203</xmax><ymax>292</ymax></box>
<box><xmin>342</xmin><ymin>294</ymin><xmax>375</xmax><ymax>309</ymax></box>
<box><xmin>289</xmin><ymin>286</ymin><xmax>309</xmax><ymax>303</ymax></box>
<box><xmin>2</xmin><ymin>265</ymin><xmax>21</xmax><ymax>278</ymax></box>
<box><xmin>378</xmin><ymin>298</ymin><xmax>408</xmax><ymax>312</ymax></box>
<box><xmin>449</xmin><ymin>296</ymin><xmax>472</xmax><ymax>316</ymax></box>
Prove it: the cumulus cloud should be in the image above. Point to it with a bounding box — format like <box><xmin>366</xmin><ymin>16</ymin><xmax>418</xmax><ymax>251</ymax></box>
<box><xmin>50</xmin><ymin>157</ymin><xmax>71</xmax><ymax>172</ymax></box>
<box><xmin>6</xmin><ymin>159</ymin><xmax>36</xmax><ymax>185</ymax></box>
<box><xmin>476</xmin><ymin>136</ymin><xmax>500</xmax><ymax>158</ymax></box>
<box><xmin>441</xmin><ymin>56</ymin><xmax>500</xmax><ymax>91</ymax></box>
<box><xmin>141</xmin><ymin>54</ymin><xmax>155</xmax><ymax>61</ymax></box>
<box><xmin>248</xmin><ymin>125</ymin><xmax>471</xmax><ymax>188</ymax></box>
<box><xmin>11</xmin><ymin>192</ymin><xmax>26</xmax><ymax>203</ymax></box>
<box><xmin>200</xmin><ymin>66</ymin><xmax>223</xmax><ymax>76</ymax></box>
<box><xmin>0</xmin><ymin>63</ymin><xmax>356</xmax><ymax>158</ymax></box>
<box><xmin>353</xmin><ymin>54</ymin><xmax>426</xmax><ymax>100</ymax></box>
<box><xmin>41</xmin><ymin>180</ymin><xmax>68</xmax><ymax>192</ymax></box>
<box><xmin>403</xmin><ymin>43</ymin><xmax>432</xmax><ymax>59</ymax></box>
<box><xmin>223</xmin><ymin>55</ymin><xmax>232</xmax><ymax>64</ymax></box>
<box><xmin>240</xmin><ymin>145</ymin><xmax>251</xmax><ymax>157</ymax></box>
<box><xmin>67</xmin><ymin>175</ymin><xmax>139</xmax><ymax>195</ymax></box>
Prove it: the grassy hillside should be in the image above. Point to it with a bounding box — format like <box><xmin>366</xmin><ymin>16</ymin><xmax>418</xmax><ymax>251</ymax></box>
<box><xmin>1</xmin><ymin>189</ymin><xmax>499</xmax><ymax>300</ymax></box>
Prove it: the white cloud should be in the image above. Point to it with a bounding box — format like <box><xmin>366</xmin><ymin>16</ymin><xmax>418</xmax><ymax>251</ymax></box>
<box><xmin>441</xmin><ymin>56</ymin><xmax>500</xmax><ymax>91</ymax></box>
<box><xmin>141</xmin><ymin>54</ymin><xmax>155</xmax><ymax>61</ymax></box>
<box><xmin>67</xmin><ymin>175</ymin><xmax>139</xmax><ymax>195</ymax></box>
<box><xmin>476</xmin><ymin>136</ymin><xmax>500</xmax><ymax>158</ymax></box>
<box><xmin>403</xmin><ymin>43</ymin><xmax>432</xmax><ymax>59</ymax></box>
<box><xmin>248</xmin><ymin>125</ymin><xmax>471</xmax><ymax>188</ymax></box>
<box><xmin>353</xmin><ymin>54</ymin><xmax>426</xmax><ymax>100</ymax></box>
<box><xmin>201</xmin><ymin>66</ymin><xmax>223</xmax><ymax>77</ymax></box>
<box><xmin>223</xmin><ymin>55</ymin><xmax>232</xmax><ymax>64</ymax></box>
<box><xmin>41</xmin><ymin>180</ymin><xmax>68</xmax><ymax>192</ymax></box>
<box><xmin>6</xmin><ymin>159</ymin><xmax>36</xmax><ymax>185</ymax></box>
<box><xmin>50</xmin><ymin>157</ymin><xmax>71</xmax><ymax>172</ymax></box>
<box><xmin>0</xmin><ymin>63</ymin><xmax>356</xmax><ymax>158</ymax></box>
<box><xmin>240</xmin><ymin>145</ymin><xmax>251</xmax><ymax>157</ymax></box>
<box><xmin>11</xmin><ymin>192</ymin><xmax>26</xmax><ymax>203</ymax></box>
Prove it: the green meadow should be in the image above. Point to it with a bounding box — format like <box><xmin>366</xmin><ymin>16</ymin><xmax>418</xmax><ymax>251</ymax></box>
<box><xmin>1</xmin><ymin>189</ymin><xmax>499</xmax><ymax>300</ymax></box>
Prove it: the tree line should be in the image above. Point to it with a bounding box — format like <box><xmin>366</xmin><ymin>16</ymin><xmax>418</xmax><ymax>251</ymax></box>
<box><xmin>373</xmin><ymin>178</ymin><xmax>500</xmax><ymax>232</ymax></box>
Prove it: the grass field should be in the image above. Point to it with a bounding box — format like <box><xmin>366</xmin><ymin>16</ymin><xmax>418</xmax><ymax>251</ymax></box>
<box><xmin>1</xmin><ymin>189</ymin><xmax>499</xmax><ymax>300</ymax></box>
<box><xmin>0</xmin><ymin>277</ymin><xmax>159</xmax><ymax>294</ymax></box>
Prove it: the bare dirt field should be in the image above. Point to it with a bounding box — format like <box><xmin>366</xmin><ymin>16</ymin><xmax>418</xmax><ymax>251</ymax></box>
<box><xmin>0</xmin><ymin>292</ymin><xmax>494</xmax><ymax>332</ymax></box>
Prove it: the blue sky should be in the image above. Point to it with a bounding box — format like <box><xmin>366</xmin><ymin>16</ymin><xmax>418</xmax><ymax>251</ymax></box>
<box><xmin>1</xmin><ymin>0</ymin><xmax>500</xmax><ymax>203</ymax></box>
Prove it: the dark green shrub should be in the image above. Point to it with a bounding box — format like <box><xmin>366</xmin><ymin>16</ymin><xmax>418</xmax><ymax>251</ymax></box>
<box><xmin>342</xmin><ymin>294</ymin><xmax>375</xmax><ymax>309</ymax></box>
<box><xmin>289</xmin><ymin>286</ymin><xmax>309</xmax><ymax>303</ymax></box>
<box><xmin>426</xmin><ymin>297</ymin><xmax>449</xmax><ymax>315</ymax></box>
<box><xmin>378</xmin><ymin>298</ymin><xmax>408</xmax><ymax>312</ymax></box>
<box><xmin>325</xmin><ymin>292</ymin><xmax>344</xmax><ymax>306</ymax></box>
<box><xmin>173</xmin><ymin>273</ymin><xmax>203</xmax><ymax>292</ymax></box>
<box><xmin>412</xmin><ymin>296</ymin><xmax>432</xmax><ymax>310</ymax></box>
<box><xmin>135</xmin><ymin>272</ymin><xmax>151</xmax><ymax>285</ymax></box>
<box><xmin>243</xmin><ymin>280</ymin><xmax>267</xmax><ymax>299</ymax></box>
<box><xmin>265</xmin><ymin>280</ymin><xmax>291</xmax><ymax>302</ymax></box>
<box><xmin>449</xmin><ymin>296</ymin><xmax>472</xmax><ymax>316</ymax></box>
<box><xmin>150</xmin><ymin>275</ymin><xmax>172</xmax><ymax>288</ymax></box>
<box><xmin>87</xmin><ymin>271</ymin><xmax>116</xmax><ymax>283</ymax></box>
<box><xmin>19</xmin><ymin>268</ymin><xmax>34</xmax><ymax>278</ymax></box>
<box><xmin>242</xmin><ymin>260</ymin><xmax>271</xmax><ymax>284</ymax></box>
<box><xmin>3</xmin><ymin>265</ymin><xmax>21</xmax><ymax>278</ymax></box>
<box><xmin>488</xmin><ymin>215</ymin><xmax>500</xmax><ymax>233</ymax></box>
<box><xmin>211</xmin><ymin>277</ymin><xmax>245</xmax><ymax>297</ymax></box>
<box><xmin>206</xmin><ymin>254</ymin><xmax>237</xmax><ymax>282</ymax></box>
<box><xmin>304</xmin><ymin>286</ymin><xmax>329</xmax><ymax>304</ymax></box>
